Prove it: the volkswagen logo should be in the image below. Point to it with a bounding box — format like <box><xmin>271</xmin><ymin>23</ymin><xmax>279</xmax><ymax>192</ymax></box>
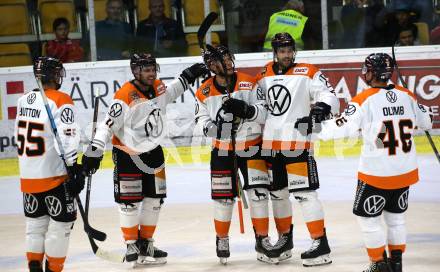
<box><xmin>344</xmin><ymin>104</ymin><xmax>356</xmax><ymax>116</ymax></box>
<box><xmin>145</xmin><ymin>109</ymin><xmax>163</xmax><ymax>138</ymax></box>
<box><xmin>386</xmin><ymin>91</ymin><xmax>397</xmax><ymax>103</ymax></box>
<box><xmin>23</xmin><ymin>193</ymin><xmax>38</xmax><ymax>214</ymax></box>
<box><xmin>27</xmin><ymin>93</ymin><xmax>37</xmax><ymax>104</ymax></box>
<box><xmin>363</xmin><ymin>195</ymin><xmax>386</xmax><ymax>215</ymax></box>
<box><xmin>60</xmin><ymin>108</ymin><xmax>74</xmax><ymax>124</ymax></box>
<box><xmin>45</xmin><ymin>196</ymin><xmax>62</xmax><ymax>217</ymax></box>
<box><xmin>109</xmin><ymin>103</ymin><xmax>123</xmax><ymax>118</ymax></box>
<box><xmin>398</xmin><ymin>190</ymin><xmax>409</xmax><ymax>210</ymax></box>
<box><xmin>267</xmin><ymin>84</ymin><xmax>291</xmax><ymax>116</ymax></box>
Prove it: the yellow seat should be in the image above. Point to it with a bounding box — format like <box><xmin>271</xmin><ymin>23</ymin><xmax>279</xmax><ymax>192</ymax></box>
<box><xmin>136</xmin><ymin>0</ymin><xmax>172</xmax><ymax>21</ymax></box>
<box><xmin>94</xmin><ymin>0</ymin><xmax>108</xmax><ymax>21</ymax></box>
<box><xmin>414</xmin><ymin>22</ymin><xmax>430</xmax><ymax>45</ymax></box>
<box><xmin>186</xmin><ymin>32</ymin><xmax>220</xmax><ymax>56</ymax></box>
<box><xmin>39</xmin><ymin>0</ymin><xmax>77</xmax><ymax>33</ymax></box>
<box><xmin>0</xmin><ymin>3</ymin><xmax>32</xmax><ymax>36</ymax></box>
<box><xmin>183</xmin><ymin>0</ymin><xmax>220</xmax><ymax>26</ymax></box>
<box><xmin>3</xmin><ymin>0</ymin><xmax>27</xmax><ymax>4</ymax></box>
<box><xmin>0</xmin><ymin>43</ymin><xmax>32</xmax><ymax>67</ymax></box>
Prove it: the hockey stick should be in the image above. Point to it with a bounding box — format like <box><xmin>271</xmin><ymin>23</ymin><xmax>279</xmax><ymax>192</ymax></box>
<box><xmin>391</xmin><ymin>45</ymin><xmax>440</xmax><ymax>163</ymax></box>
<box><xmin>84</xmin><ymin>89</ymin><xmax>101</xmax><ymax>218</ymax></box>
<box><xmin>88</xmin><ymin>236</ymin><xmax>125</xmax><ymax>263</ymax></box>
<box><xmin>197</xmin><ymin>12</ymin><xmax>218</xmax><ymax>51</ymax></box>
<box><xmin>35</xmin><ymin>79</ymin><xmax>107</xmax><ymax>242</ymax></box>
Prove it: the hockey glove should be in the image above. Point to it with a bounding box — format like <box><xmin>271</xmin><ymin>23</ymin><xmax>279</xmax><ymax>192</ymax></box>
<box><xmin>310</xmin><ymin>102</ymin><xmax>331</xmax><ymax>123</ymax></box>
<box><xmin>181</xmin><ymin>63</ymin><xmax>210</xmax><ymax>85</ymax></box>
<box><xmin>222</xmin><ymin>98</ymin><xmax>256</xmax><ymax>119</ymax></box>
<box><xmin>294</xmin><ymin>116</ymin><xmax>321</xmax><ymax>136</ymax></box>
<box><xmin>82</xmin><ymin>145</ymin><xmax>103</xmax><ymax>175</ymax></box>
<box><xmin>66</xmin><ymin>163</ymin><xmax>86</xmax><ymax>197</ymax></box>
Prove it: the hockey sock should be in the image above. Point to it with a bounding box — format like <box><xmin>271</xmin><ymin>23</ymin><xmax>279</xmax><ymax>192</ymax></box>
<box><xmin>357</xmin><ymin>216</ymin><xmax>386</xmax><ymax>261</ymax></box>
<box><xmin>271</xmin><ymin>188</ymin><xmax>292</xmax><ymax>234</ymax></box>
<box><xmin>139</xmin><ymin>197</ymin><xmax>162</xmax><ymax>239</ymax></box>
<box><xmin>247</xmin><ymin>188</ymin><xmax>269</xmax><ymax>236</ymax></box>
<box><xmin>384</xmin><ymin>211</ymin><xmax>406</xmax><ymax>253</ymax></box>
<box><xmin>45</xmin><ymin>219</ymin><xmax>74</xmax><ymax>272</ymax></box>
<box><xmin>26</xmin><ymin>215</ymin><xmax>49</xmax><ymax>263</ymax></box>
<box><xmin>293</xmin><ymin>190</ymin><xmax>325</xmax><ymax>238</ymax></box>
<box><xmin>306</xmin><ymin>219</ymin><xmax>325</xmax><ymax>239</ymax></box>
<box><xmin>214</xmin><ymin>199</ymin><xmax>234</xmax><ymax>237</ymax></box>
<box><xmin>119</xmin><ymin>202</ymin><xmax>141</xmax><ymax>241</ymax></box>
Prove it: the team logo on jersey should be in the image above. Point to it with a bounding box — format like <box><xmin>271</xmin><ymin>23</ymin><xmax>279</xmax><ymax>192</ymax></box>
<box><xmin>418</xmin><ymin>103</ymin><xmax>427</xmax><ymax>113</ymax></box>
<box><xmin>202</xmin><ymin>86</ymin><xmax>210</xmax><ymax>96</ymax></box>
<box><xmin>386</xmin><ymin>91</ymin><xmax>397</xmax><ymax>103</ymax></box>
<box><xmin>239</xmin><ymin>81</ymin><xmax>253</xmax><ymax>90</ymax></box>
<box><xmin>27</xmin><ymin>93</ymin><xmax>37</xmax><ymax>104</ymax></box>
<box><xmin>45</xmin><ymin>196</ymin><xmax>62</xmax><ymax>217</ymax></box>
<box><xmin>129</xmin><ymin>91</ymin><xmax>141</xmax><ymax>101</ymax></box>
<box><xmin>157</xmin><ymin>83</ymin><xmax>166</xmax><ymax>95</ymax></box>
<box><xmin>363</xmin><ymin>195</ymin><xmax>386</xmax><ymax>215</ymax></box>
<box><xmin>144</xmin><ymin>109</ymin><xmax>163</xmax><ymax>138</ymax></box>
<box><xmin>294</xmin><ymin>67</ymin><xmax>309</xmax><ymax>74</ymax></box>
<box><xmin>23</xmin><ymin>193</ymin><xmax>38</xmax><ymax>214</ymax></box>
<box><xmin>60</xmin><ymin>108</ymin><xmax>74</xmax><ymax>124</ymax></box>
<box><xmin>109</xmin><ymin>103</ymin><xmax>123</xmax><ymax>118</ymax></box>
<box><xmin>398</xmin><ymin>190</ymin><xmax>409</xmax><ymax>210</ymax></box>
<box><xmin>267</xmin><ymin>84</ymin><xmax>291</xmax><ymax>116</ymax></box>
<box><xmin>344</xmin><ymin>104</ymin><xmax>356</xmax><ymax>116</ymax></box>
<box><xmin>256</xmin><ymin>87</ymin><xmax>265</xmax><ymax>100</ymax></box>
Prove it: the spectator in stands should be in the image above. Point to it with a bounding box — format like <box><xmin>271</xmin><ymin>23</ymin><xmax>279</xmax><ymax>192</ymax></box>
<box><xmin>95</xmin><ymin>0</ymin><xmax>134</xmax><ymax>60</ymax></box>
<box><xmin>262</xmin><ymin>0</ymin><xmax>310</xmax><ymax>51</ymax></box>
<box><xmin>340</xmin><ymin>0</ymin><xmax>367</xmax><ymax>48</ymax></box>
<box><xmin>380</xmin><ymin>5</ymin><xmax>417</xmax><ymax>46</ymax></box>
<box><xmin>44</xmin><ymin>17</ymin><xmax>84</xmax><ymax>63</ymax></box>
<box><xmin>431</xmin><ymin>24</ymin><xmax>440</xmax><ymax>44</ymax></box>
<box><xmin>395</xmin><ymin>23</ymin><xmax>420</xmax><ymax>46</ymax></box>
<box><xmin>136</xmin><ymin>0</ymin><xmax>187</xmax><ymax>57</ymax></box>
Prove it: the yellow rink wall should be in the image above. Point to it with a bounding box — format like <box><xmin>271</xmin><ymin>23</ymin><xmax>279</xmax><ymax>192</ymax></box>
<box><xmin>1</xmin><ymin>135</ymin><xmax>439</xmax><ymax>178</ymax></box>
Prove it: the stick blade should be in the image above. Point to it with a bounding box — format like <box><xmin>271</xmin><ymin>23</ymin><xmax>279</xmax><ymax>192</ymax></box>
<box><xmin>197</xmin><ymin>12</ymin><xmax>218</xmax><ymax>48</ymax></box>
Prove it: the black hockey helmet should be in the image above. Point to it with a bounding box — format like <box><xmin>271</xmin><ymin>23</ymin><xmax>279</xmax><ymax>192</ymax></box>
<box><xmin>203</xmin><ymin>44</ymin><xmax>235</xmax><ymax>67</ymax></box>
<box><xmin>130</xmin><ymin>53</ymin><xmax>160</xmax><ymax>75</ymax></box>
<box><xmin>271</xmin><ymin>32</ymin><xmax>296</xmax><ymax>51</ymax></box>
<box><xmin>362</xmin><ymin>53</ymin><xmax>394</xmax><ymax>82</ymax></box>
<box><xmin>33</xmin><ymin>56</ymin><xmax>65</xmax><ymax>88</ymax></box>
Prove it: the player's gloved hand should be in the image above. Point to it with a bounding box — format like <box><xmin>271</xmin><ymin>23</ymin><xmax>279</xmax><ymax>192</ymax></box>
<box><xmin>294</xmin><ymin>116</ymin><xmax>321</xmax><ymax>136</ymax></box>
<box><xmin>66</xmin><ymin>163</ymin><xmax>86</xmax><ymax>197</ymax></box>
<box><xmin>222</xmin><ymin>98</ymin><xmax>256</xmax><ymax>119</ymax></box>
<box><xmin>310</xmin><ymin>102</ymin><xmax>331</xmax><ymax>123</ymax></box>
<box><xmin>82</xmin><ymin>145</ymin><xmax>103</xmax><ymax>175</ymax></box>
<box><xmin>181</xmin><ymin>63</ymin><xmax>210</xmax><ymax>85</ymax></box>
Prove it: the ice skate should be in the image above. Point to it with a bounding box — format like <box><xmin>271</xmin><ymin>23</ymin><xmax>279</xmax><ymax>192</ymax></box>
<box><xmin>363</xmin><ymin>260</ymin><xmax>392</xmax><ymax>272</ymax></box>
<box><xmin>389</xmin><ymin>250</ymin><xmax>402</xmax><ymax>272</ymax></box>
<box><xmin>273</xmin><ymin>224</ymin><xmax>294</xmax><ymax>262</ymax></box>
<box><xmin>301</xmin><ymin>229</ymin><xmax>332</xmax><ymax>267</ymax></box>
<box><xmin>136</xmin><ymin>238</ymin><xmax>167</xmax><ymax>266</ymax></box>
<box><xmin>254</xmin><ymin>228</ymin><xmax>279</xmax><ymax>264</ymax></box>
<box><xmin>28</xmin><ymin>260</ymin><xmax>43</xmax><ymax>272</ymax></box>
<box><xmin>216</xmin><ymin>236</ymin><xmax>230</xmax><ymax>265</ymax></box>
<box><xmin>124</xmin><ymin>242</ymin><xmax>140</xmax><ymax>265</ymax></box>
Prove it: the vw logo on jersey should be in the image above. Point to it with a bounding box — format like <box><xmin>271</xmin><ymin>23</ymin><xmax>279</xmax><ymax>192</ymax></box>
<box><xmin>45</xmin><ymin>196</ymin><xmax>62</xmax><ymax>217</ymax></box>
<box><xmin>256</xmin><ymin>87</ymin><xmax>265</xmax><ymax>100</ymax></box>
<box><xmin>267</xmin><ymin>84</ymin><xmax>291</xmax><ymax>116</ymax></box>
<box><xmin>27</xmin><ymin>93</ymin><xmax>37</xmax><ymax>104</ymax></box>
<box><xmin>344</xmin><ymin>104</ymin><xmax>356</xmax><ymax>116</ymax></box>
<box><xmin>60</xmin><ymin>108</ymin><xmax>74</xmax><ymax>124</ymax></box>
<box><xmin>23</xmin><ymin>193</ymin><xmax>38</xmax><ymax>214</ymax></box>
<box><xmin>363</xmin><ymin>195</ymin><xmax>386</xmax><ymax>215</ymax></box>
<box><xmin>109</xmin><ymin>103</ymin><xmax>123</xmax><ymax>118</ymax></box>
<box><xmin>386</xmin><ymin>91</ymin><xmax>397</xmax><ymax>103</ymax></box>
<box><xmin>398</xmin><ymin>190</ymin><xmax>409</xmax><ymax>210</ymax></box>
<box><xmin>144</xmin><ymin>108</ymin><xmax>163</xmax><ymax>138</ymax></box>
<box><xmin>418</xmin><ymin>103</ymin><xmax>427</xmax><ymax>113</ymax></box>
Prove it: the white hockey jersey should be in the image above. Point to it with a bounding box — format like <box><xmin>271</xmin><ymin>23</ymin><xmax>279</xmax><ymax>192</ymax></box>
<box><xmin>15</xmin><ymin>89</ymin><xmax>80</xmax><ymax>193</ymax></box>
<box><xmin>195</xmin><ymin>72</ymin><xmax>264</xmax><ymax>150</ymax></box>
<box><xmin>93</xmin><ymin>78</ymin><xmax>187</xmax><ymax>154</ymax></box>
<box><xmin>255</xmin><ymin>61</ymin><xmax>339</xmax><ymax>150</ymax></box>
<box><xmin>318</xmin><ymin>85</ymin><xmax>433</xmax><ymax>189</ymax></box>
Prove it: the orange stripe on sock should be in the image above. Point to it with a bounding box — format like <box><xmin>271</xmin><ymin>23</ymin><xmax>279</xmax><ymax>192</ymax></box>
<box><xmin>274</xmin><ymin>216</ymin><xmax>292</xmax><ymax>234</ymax></box>
<box><xmin>26</xmin><ymin>252</ymin><xmax>44</xmax><ymax>262</ymax></box>
<box><xmin>366</xmin><ymin>246</ymin><xmax>386</xmax><ymax>262</ymax></box>
<box><xmin>140</xmin><ymin>225</ymin><xmax>156</xmax><ymax>239</ymax></box>
<box><xmin>46</xmin><ymin>256</ymin><xmax>66</xmax><ymax>272</ymax></box>
<box><xmin>306</xmin><ymin>219</ymin><xmax>325</xmax><ymax>239</ymax></box>
<box><xmin>388</xmin><ymin>244</ymin><xmax>406</xmax><ymax>253</ymax></box>
<box><xmin>214</xmin><ymin>219</ymin><xmax>231</xmax><ymax>237</ymax></box>
<box><xmin>252</xmin><ymin>217</ymin><xmax>269</xmax><ymax>236</ymax></box>
<box><xmin>121</xmin><ymin>225</ymin><xmax>139</xmax><ymax>241</ymax></box>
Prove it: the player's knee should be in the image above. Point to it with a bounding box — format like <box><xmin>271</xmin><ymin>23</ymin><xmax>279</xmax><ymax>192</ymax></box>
<box><xmin>270</xmin><ymin>188</ymin><xmax>290</xmax><ymax>201</ymax></box>
<box><xmin>293</xmin><ymin>190</ymin><xmax>318</xmax><ymax>203</ymax></box>
<box><xmin>383</xmin><ymin>211</ymin><xmax>405</xmax><ymax>227</ymax></box>
<box><xmin>141</xmin><ymin>197</ymin><xmax>163</xmax><ymax>214</ymax></box>
<box><xmin>26</xmin><ymin>216</ymin><xmax>49</xmax><ymax>235</ymax></box>
<box><xmin>119</xmin><ymin>202</ymin><xmax>141</xmax><ymax>216</ymax></box>
<box><xmin>357</xmin><ymin>216</ymin><xmax>382</xmax><ymax>233</ymax></box>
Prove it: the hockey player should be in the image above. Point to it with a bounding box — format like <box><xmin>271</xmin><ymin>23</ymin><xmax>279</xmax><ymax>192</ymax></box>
<box><xmin>253</xmin><ymin>32</ymin><xmax>339</xmax><ymax>266</ymax></box>
<box><xmin>195</xmin><ymin>45</ymin><xmax>279</xmax><ymax>264</ymax></box>
<box><xmin>81</xmin><ymin>53</ymin><xmax>208</xmax><ymax>266</ymax></box>
<box><xmin>16</xmin><ymin>56</ymin><xmax>84</xmax><ymax>272</ymax></box>
<box><xmin>300</xmin><ymin>53</ymin><xmax>433</xmax><ymax>272</ymax></box>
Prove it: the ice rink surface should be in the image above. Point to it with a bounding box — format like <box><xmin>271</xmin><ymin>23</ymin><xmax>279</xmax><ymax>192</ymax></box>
<box><xmin>0</xmin><ymin>155</ymin><xmax>439</xmax><ymax>271</ymax></box>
